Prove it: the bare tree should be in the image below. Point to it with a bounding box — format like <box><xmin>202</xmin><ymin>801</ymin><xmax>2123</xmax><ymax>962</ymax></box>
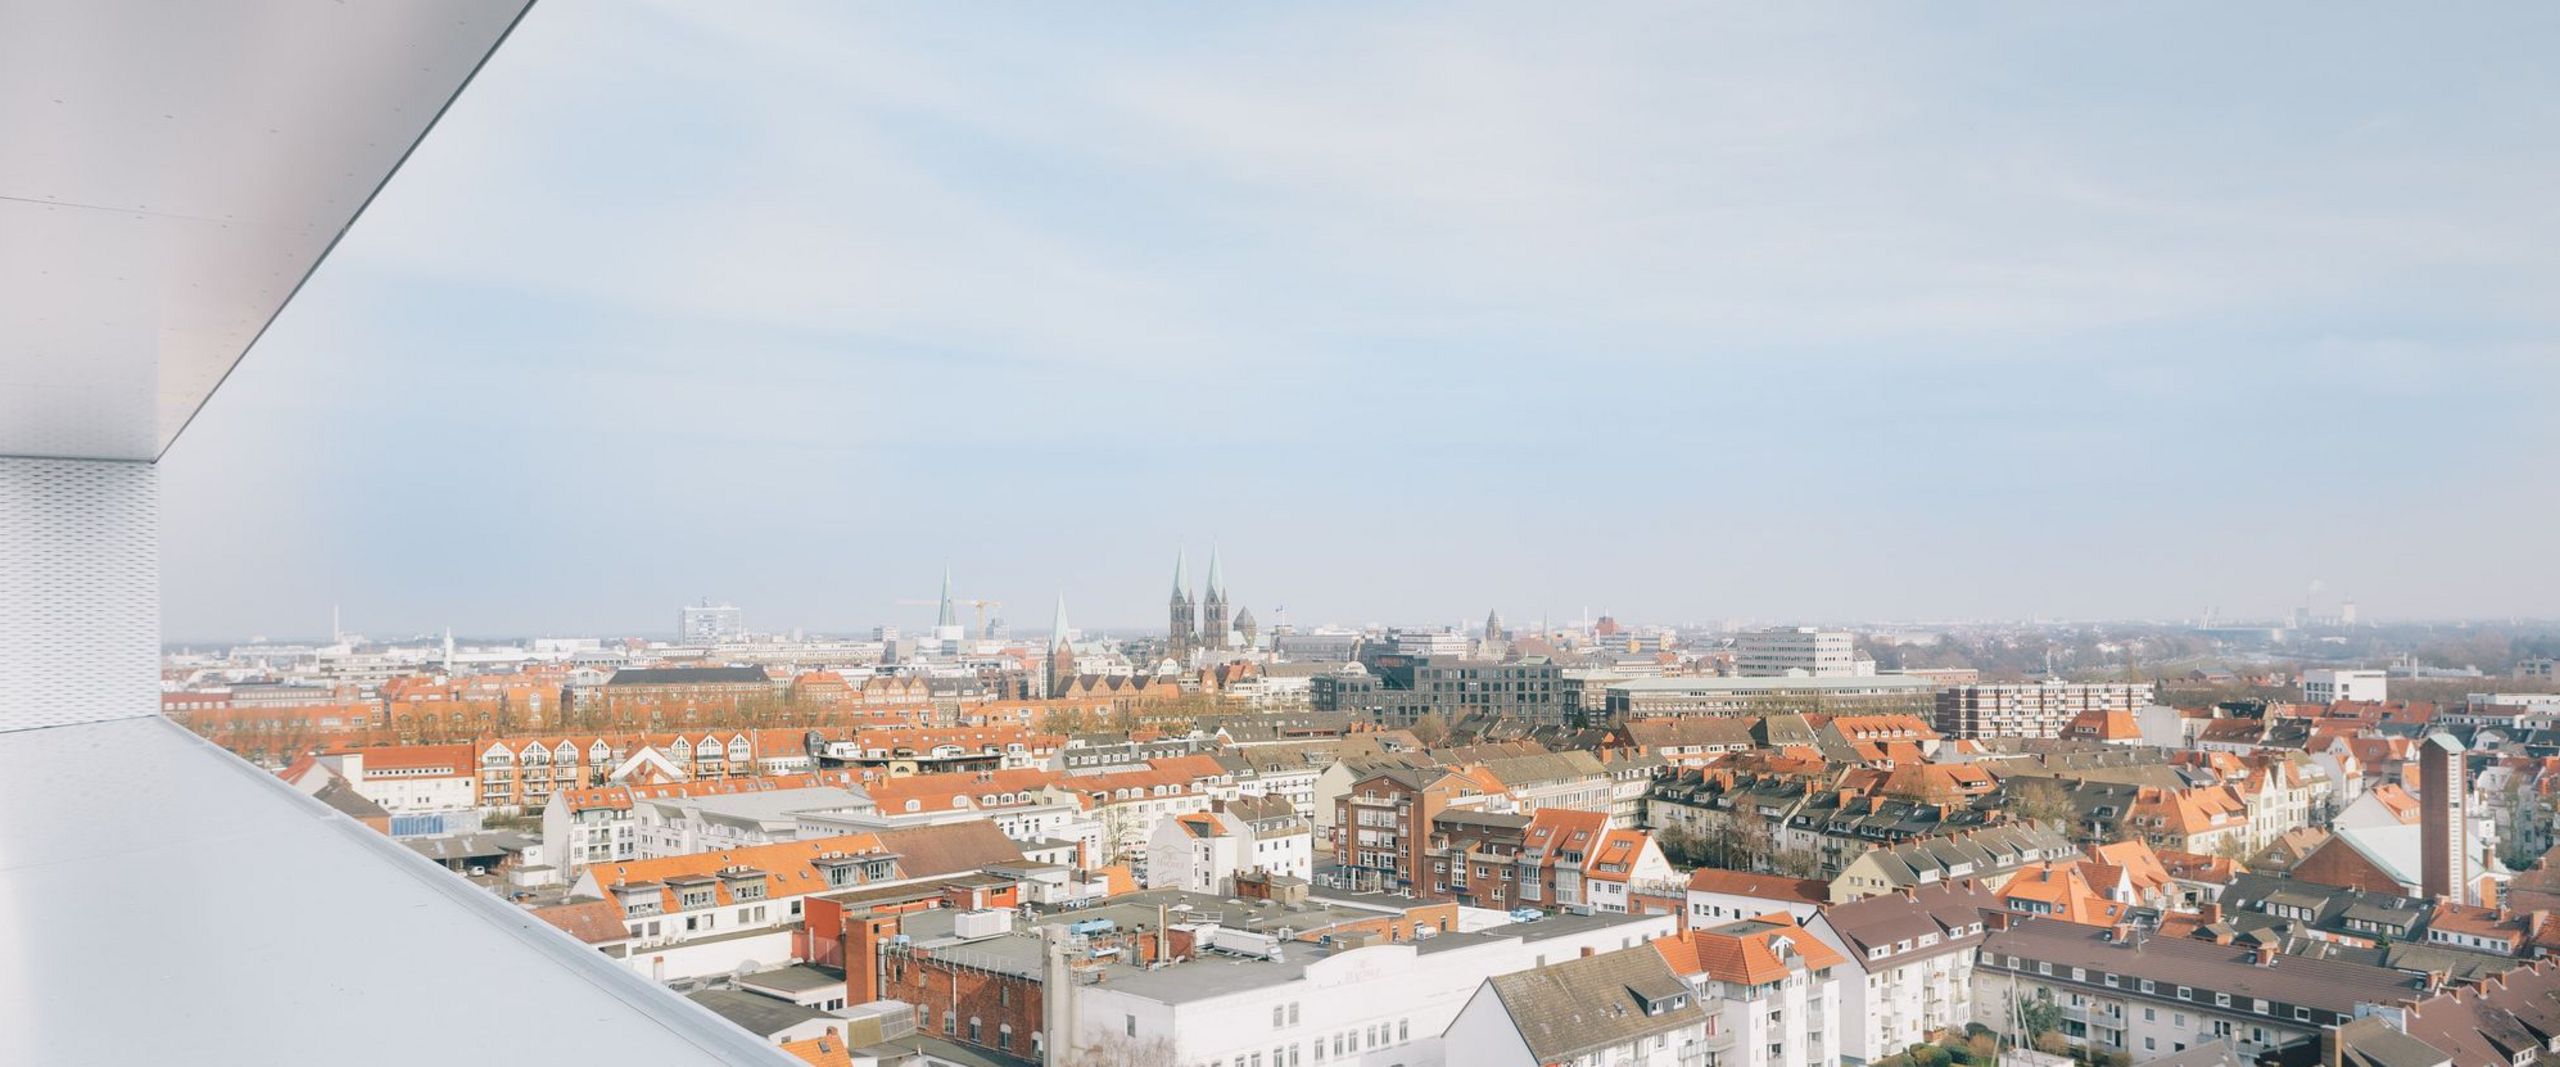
<box><xmin>1055</xmin><ymin>1033</ymin><xmax>1181</xmax><ymax>1067</ymax></box>
<box><xmin>2007</xmin><ymin>778</ymin><xmax>2078</xmax><ymax>833</ymax></box>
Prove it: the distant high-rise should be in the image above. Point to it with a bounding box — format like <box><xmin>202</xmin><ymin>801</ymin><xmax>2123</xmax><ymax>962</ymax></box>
<box><xmin>2420</xmin><ymin>733</ymin><xmax>2468</xmax><ymax>902</ymax></box>
<box><xmin>1167</xmin><ymin>550</ymin><xmax>1197</xmax><ymax>660</ymax></box>
<box><xmin>677</xmin><ymin>600</ymin><xmax>743</xmax><ymax>644</ymax></box>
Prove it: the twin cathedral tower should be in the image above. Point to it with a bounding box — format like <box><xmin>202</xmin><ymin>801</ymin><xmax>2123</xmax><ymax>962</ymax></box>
<box><xmin>1167</xmin><ymin>547</ymin><xmax>1254</xmax><ymax>660</ymax></box>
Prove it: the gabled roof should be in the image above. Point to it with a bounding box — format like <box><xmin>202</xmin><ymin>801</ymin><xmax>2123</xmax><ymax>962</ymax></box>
<box><xmin>866</xmin><ymin>769</ymin><xmax>1060</xmax><ymax>813</ymax></box>
<box><xmin>778</xmin><ymin>1034</ymin><xmax>852</xmax><ymax>1067</ymax></box>
<box><xmin>532</xmin><ymin>899</ymin><xmax>634</xmax><ymax>946</ymax></box>
<box><xmin>2399</xmin><ymin>958</ymin><xmax>2560</xmax><ymax>1067</ymax></box>
<box><xmin>2322</xmin><ymin>823</ymin><xmax>2427</xmax><ymax>890</ymax></box>
<box><xmin>870</xmin><ymin>821</ymin><xmax>1026</xmax><ymax>881</ymax></box>
<box><xmin>1480</xmin><ymin>946</ymin><xmax>1708</xmax><ymax>1063</ymax></box>
<box><xmin>1684</xmin><ymin>867</ymin><xmax>1828</xmax><ymax>905</ymax></box>
<box><xmin>1581</xmin><ymin>829</ymin><xmax>1652</xmax><ymax>883</ymax></box>
<box><xmin>2363</xmin><ymin>782</ymin><xmax>2423</xmax><ymax>824</ymax></box>
<box><xmin>589</xmin><ymin>834</ymin><xmax>888</xmax><ymax>910</ymax></box>
<box><xmin>1998</xmin><ymin>862</ymin><xmax>2130</xmax><ymax>926</ymax></box>
<box><xmin>1522</xmin><ymin>807</ymin><xmax>1609</xmax><ymax>865</ymax></box>
<box><xmin>311</xmin><ymin>778</ymin><xmax>390</xmax><ymax>821</ymax></box>
<box><xmin>1817</xmin><ymin>877</ymin><xmax>2002</xmax><ymax>962</ymax></box>
<box><xmin>1621</xmin><ymin>717</ymin><xmax>1758</xmax><ymax>750</ymax></box>
<box><xmin>1655</xmin><ymin>914</ymin><xmax>1846</xmax><ymax>984</ymax></box>
<box><xmin>556</xmin><ymin>771</ymin><xmax>860</xmax><ymax>814</ymax></box>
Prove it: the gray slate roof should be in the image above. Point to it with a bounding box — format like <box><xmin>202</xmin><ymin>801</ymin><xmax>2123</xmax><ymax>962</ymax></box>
<box><xmin>1482</xmin><ymin>946</ymin><xmax>1706</xmax><ymax>1063</ymax></box>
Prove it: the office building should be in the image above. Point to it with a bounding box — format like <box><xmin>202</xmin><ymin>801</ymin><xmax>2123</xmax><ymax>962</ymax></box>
<box><xmin>1736</xmin><ymin>627</ymin><xmax>1863</xmax><ymax>677</ymax></box>
<box><xmin>2300</xmin><ymin>668</ymin><xmax>2387</xmax><ymax>705</ymax></box>
<box><xmin>1312</xmin><ymin>657</ymin><xmax>1565</xmax><ymax>726</ymax></box>
<box><xmin>676</xmin><ymin>601</ymin><xmax>743</xmax><ymax>644</ymax></box>
<box><xmin>1604</xmin><ymin>675</ymin><xmax>1940</xmax><ymax>721</ymax></box>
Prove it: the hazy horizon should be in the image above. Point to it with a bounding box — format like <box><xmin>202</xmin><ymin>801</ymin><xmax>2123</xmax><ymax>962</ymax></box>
<box><xmin>160</xmin><ymin>2</ymin><xmax>2560</xmax><ymax>639</ymax></box>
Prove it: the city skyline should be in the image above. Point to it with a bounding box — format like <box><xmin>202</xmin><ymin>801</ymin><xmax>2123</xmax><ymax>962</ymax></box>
<box><xmin>157</xmin><ymin>1</ymin><xmax>2560</xmax><ymax>638</ymax></box>
<box><xmin>166</xmin><ymin>563</ymin><xmax>2508</xmax><ymax>647</ymax></box>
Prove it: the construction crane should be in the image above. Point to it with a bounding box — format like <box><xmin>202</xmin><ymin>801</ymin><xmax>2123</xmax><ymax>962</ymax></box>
<box><xmin>895</xmin><ymin>597</ymin><xmax>1004</xmax><ymax>639</ymax></box>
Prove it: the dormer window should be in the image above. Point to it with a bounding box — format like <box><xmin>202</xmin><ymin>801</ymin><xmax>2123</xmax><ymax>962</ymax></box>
<box><xmin>719</xmin><ymin>867</ymin><xmax>767</xmax><ymax>902</ymax></box>
<box><xmin>614</xmin><ymin>883</ymin><xmax>664</xmax><ymax>917</ymax></box>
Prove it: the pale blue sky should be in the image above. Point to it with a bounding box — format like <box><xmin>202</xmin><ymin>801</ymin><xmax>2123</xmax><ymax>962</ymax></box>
<box><xmin>160</xmin><ymin>2</ymin><xmax>2560</xmax><ymax>640</ymax></box>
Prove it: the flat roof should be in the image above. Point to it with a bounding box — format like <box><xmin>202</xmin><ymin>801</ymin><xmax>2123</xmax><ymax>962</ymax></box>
<box><xmin>738</xmin><ymin>964</ymin><xmax>844</xmax><ymax>994</ymax></box>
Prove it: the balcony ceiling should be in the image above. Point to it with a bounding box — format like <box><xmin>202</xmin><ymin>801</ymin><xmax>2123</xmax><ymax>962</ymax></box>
<box><xmin>0</xmin><ymin>0</ymin><xmax>531</xmax><ymax>461</ymax></box>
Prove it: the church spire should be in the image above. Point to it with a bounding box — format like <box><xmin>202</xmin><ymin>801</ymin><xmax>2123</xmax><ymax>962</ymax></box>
<box><xmin>1201</xmin><ymin>545</ymin><xmax>1230</xmax><ymax>654</ymax></box>
<box><xmin>936</xmin><ymin>566</ymin><xmax>957</xmax><ymax>628</ymax></box>
<box><xmin>1045</xmin><ymin>592</ymin><xmax>1078</xmax><ymax>699</ymax></box>
<box><xmin>1168</xmin><ymin>547</ymin><xmax>1197</xmax><ymax>660</ymax></box>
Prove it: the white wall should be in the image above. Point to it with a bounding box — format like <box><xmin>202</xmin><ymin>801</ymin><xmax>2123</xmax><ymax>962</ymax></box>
<box><xmin>1687</xmin><ymin>889</ymin><xmax>1820</xmax><ymax>926</ymax></box>
<box><xmin>626</xmin><ymin>928</ymin><xmax>797</xmax><ymax>984</ymax></box>
<box><xmin>1441</xmin><ymin>983</ymin><xmax>1541</xmax><ymax>1067</ymax></box>
<box><xmin>0</xmin><ymin>458</ymin><xmax>157</xmax><ymax>731</ymax></box>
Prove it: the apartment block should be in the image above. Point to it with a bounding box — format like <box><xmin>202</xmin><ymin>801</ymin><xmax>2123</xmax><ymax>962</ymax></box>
<box><xmin>1933</xmin><ymin>681</ymin><xmax>2156</xmax><ymax>740</ymax></box>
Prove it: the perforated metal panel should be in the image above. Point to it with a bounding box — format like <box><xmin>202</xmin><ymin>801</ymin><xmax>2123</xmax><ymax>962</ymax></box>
<box><xmin>0</xmin><ymin>457</ymin><xmax>158</xmax><ymax>731</ymax></box>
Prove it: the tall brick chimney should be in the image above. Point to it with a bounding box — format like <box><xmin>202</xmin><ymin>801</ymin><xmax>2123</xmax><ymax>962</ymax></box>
<box><xmin>2419</xmin><ymin>733</ymin><xmax>2467</xmax><ymax>904</ymax></box>
<box><xmin>842</xmin><ymin>914</ymin><xmax>900</xmax><ymax>1006</ymax></box>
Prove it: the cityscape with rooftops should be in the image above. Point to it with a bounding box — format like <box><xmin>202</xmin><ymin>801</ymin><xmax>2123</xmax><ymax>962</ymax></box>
<box><xmin>16</xmin><ymin>4</ymin><xmax>2558</xmax><ymax>1067</ymax></box>
<box><xmin>160</xmin><ymin>563</ymin><xmax>2560</xmax><ymax>1067</ymax></box>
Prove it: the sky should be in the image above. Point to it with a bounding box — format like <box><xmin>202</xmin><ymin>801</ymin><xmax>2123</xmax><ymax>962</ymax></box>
<box><xmin>158</xmin><ymin>2</ymin><xmax>2560</xmax><ymax>641</ymax></box>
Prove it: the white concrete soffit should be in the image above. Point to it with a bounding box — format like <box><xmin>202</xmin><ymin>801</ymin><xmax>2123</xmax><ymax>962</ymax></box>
<box><xmin>0</xmin><ymin>0</ymin><xmax>534</xmax><ymax>461</ymax></box>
